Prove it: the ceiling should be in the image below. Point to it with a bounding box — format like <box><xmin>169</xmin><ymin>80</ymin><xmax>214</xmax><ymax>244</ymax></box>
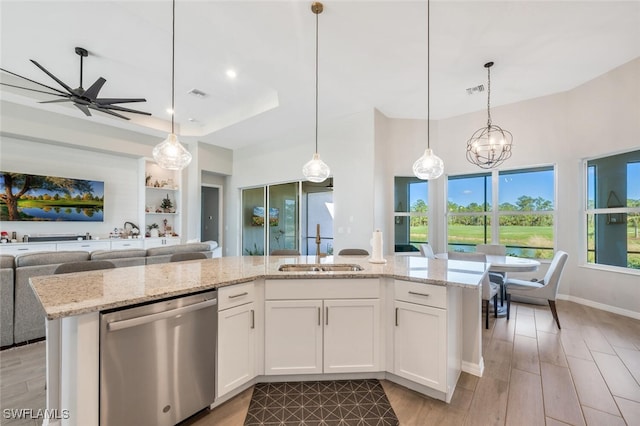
<box><xmin>1</xmin><ymin>0</ymin><xmax>639</xmax><ymax>150</ymax></box>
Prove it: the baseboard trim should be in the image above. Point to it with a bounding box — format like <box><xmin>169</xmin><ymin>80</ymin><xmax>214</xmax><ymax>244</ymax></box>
<box><xmin>557</xmin><ymin>294</ymin><xmax>640</xmax><ymax>320</ymax></box>
<box><xmin>462</xmin><ymin>358</ymin><xmax>484</xmax><ymax>377</ymax></box>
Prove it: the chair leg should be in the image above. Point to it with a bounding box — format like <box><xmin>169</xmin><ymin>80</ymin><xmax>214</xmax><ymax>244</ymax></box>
<box><xmin>500</xmin><ymin>283</ymin><xmax>505</xmax><ymax>306</ymax></box>
<box><xmin>506</xmin><ymin>293</ymin><xmax>511</xmax><ymax>320</ymax></box>
<box><xmin>484</xmin><ymin>299</ymin><xmax>489</xmax><ymax>329</ymax></box>
<box><xmin>548</xmin><ymin>300</ymin><xmax>561</xmax><ymax>329</ymax></box>
<box><xmin>493</xmin><ymin>294</ymin><xmax>498</xmax><ymax>318</ymax></box>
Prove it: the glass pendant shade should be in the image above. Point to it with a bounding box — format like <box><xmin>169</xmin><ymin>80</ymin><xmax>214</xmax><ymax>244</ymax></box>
<box><xmin>466</xmin><ymin>124</ymin><xmax>512</xmax><ymax>169</ymax></box>
<box><xmin>152</xmin><ymin>133</ymin><xmax>192</xmax><ymax>170</ymax></box>
<box><xmin>302</xmin><ymin>152</ymin><xmax>330</xmax><ymax>183</ymax></box>
<box><xmin>413</xmin><ymin>148</ymin><xmax>444</xmax><ymax>180</ymax></box>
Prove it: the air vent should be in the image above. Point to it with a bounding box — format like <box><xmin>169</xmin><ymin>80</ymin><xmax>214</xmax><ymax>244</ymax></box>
<box><xmin>187</xmin><ymin>88</ymin><xmax>207</xmax><ymax>98</ymax></box>
<box><xmin>466</xmin><ymin>84</ymin><xmax>485</xmax><ymax>95</ymax></box>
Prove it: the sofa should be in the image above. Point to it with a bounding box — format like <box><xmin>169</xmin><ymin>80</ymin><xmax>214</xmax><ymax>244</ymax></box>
<box><xmin>1</xmin><ymin>254</ymin><xmax>15</xmax><ymax>347</ymax></box>
<box><xmin>3</xmin><ymin>242</ymin><xmax>219</xmax><ymax>347</ymax></box>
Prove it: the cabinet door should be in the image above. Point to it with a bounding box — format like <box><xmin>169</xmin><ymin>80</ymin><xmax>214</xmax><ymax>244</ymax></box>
<box><xmin>324</xmin><ymin>299</ymin><xmax>380</xmax><ymax>373</ymax></box>
<box><xmin>394</xmin><ymin>300</ymin><xmax>447</xmax><ymax>392</ymax></box>
<box><xmin>217</xmin><ymin>302</ymin><xmax>255</xmax><ymax>398</ymax></box>
<box><xmin>264</xmin><ymin>300</ymin><xmax>323</xmax><ymax>375</ymax></box>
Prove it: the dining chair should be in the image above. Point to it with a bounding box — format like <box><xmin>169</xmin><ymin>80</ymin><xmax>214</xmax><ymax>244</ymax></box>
<box><xmin>170</xmin><ymin>252</ymin><xmax>208</xmax><ymax>262</ymax></box>
<box><xmin>54</xmin><ymin>260</ymin><xmax>116</xmax><ymax>274</ymax></box>
<box><xmin>476</xmin><ymin>244</ymin><xmax>507</xmax><ymax>306</ymax></box>
<box><xmin>338</xmin><ymin>248</ymin><xmax>369</xmax><ymax>256</ymax></box>
<box><xmin>270</xmin><ymin>249</ymin><xmax>300</xmax><ymax>255</ymax></box>
<box><xmin>448</xmin><ymin>251</ymin><xmax>499</xmax><ymax>329</ymax></box>
<box><xmin>506</xmin><ymin>250</ymin><xmax>569</xmax><ymax>329</ymax></box>
<box><xmin>418</xmin><ymin>243</ymin><xmax>436</xmax><ymax>259</ymax></box>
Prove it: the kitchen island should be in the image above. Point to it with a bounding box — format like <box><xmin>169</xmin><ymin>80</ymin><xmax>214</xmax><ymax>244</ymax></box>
<box><xmin>31</xmin><ymin>255</ymin><xmax>488</xmax><ymax>426</ymax></box>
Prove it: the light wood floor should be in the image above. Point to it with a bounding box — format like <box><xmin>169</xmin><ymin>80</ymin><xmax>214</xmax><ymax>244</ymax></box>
<box><xmin>1</xmin><ymin>300</ymin><xmax>639</xmax><ymax>425</ymax></box>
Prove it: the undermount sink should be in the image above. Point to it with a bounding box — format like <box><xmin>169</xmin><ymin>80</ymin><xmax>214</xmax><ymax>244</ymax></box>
<box><xmin>277</xmin><ymin>264</ymin><xmax>364</xmax><ymax>272</ymax></box>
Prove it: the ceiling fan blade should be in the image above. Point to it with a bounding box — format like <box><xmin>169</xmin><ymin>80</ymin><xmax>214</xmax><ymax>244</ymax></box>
<box><xmin>0</xmin><ymin>67</ymin><xmax>68</xmax><ymax>95</ymax></box>
<box><xmin>83</xmin><ymin>77</ymin><xmax>106</xmax><ymax>101</ymax></box>
<box><xmin>103</xmin><ymin>104</ymin><xmax>152</xmax><ymax>116</ymax></box>
<box><xmin>74</xmin><ymin>103</ymin><xmax>92</xmax><ymax>117</ymax></box>
<box><xmin>0</xmin><ymin>82</ymin><xmax>70</xmax><ymax>98</ymax></box>
<box><xmin>89</xmin><ymin>105</ymin><xmax>130</xmax><ymax>120</ymax></box>
<box><xmin>95</xmin><ymin>97</ymin><xmax>147</xmax><ymax>105</ymax></box>
<box><xmin>30</xmin><ymin>59</ymin><xmax>76</xmax><ymax>95</ymax></box>
<box><xmin>39</xmin><ymin>99</ymin><xmax>74</xmax><ymax>104</ymax></box>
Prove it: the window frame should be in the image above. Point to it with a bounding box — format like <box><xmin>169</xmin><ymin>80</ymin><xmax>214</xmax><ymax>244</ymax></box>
<box><xmin>582</xmin><ymin>149</ymin><xmax>640</xmax><ymax>274</ymax></box>
<box><xmin>393</xmin><ymin>176</ymin><xmax>431</xmax><ymax>252</ymax></box>
<box><xmin>446</xmin><ymin>164</ymin><xmax>557</xmax><ymax>259</ymax></box>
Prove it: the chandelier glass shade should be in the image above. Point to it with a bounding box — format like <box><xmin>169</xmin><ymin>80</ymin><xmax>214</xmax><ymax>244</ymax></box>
<box><xmin>302</xmin><ymin>2</ymin><xmax>330</xmax><ymax>183</ymax></box>
<box><xmin>465</xmin><ymin>61</ymin><xmax>512</xmax><ymax>169</ymax></box>
<box><xmin>413</xmin><ymin>148</ymin><xmax>444</xmax><ymax>180</ymax></box>
<box><xmin>153</xmin><ymin>0</ymin><xmax>192</xmax><ymax>171</ymax></box>
<box><xmin>413</xmin><ymin>0</ymin><xmax>443</xmax><ymax>180</ymax></box>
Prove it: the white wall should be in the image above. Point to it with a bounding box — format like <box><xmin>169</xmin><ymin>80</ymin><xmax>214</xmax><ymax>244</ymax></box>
<box><xmin>0</xmin><ymin>136</ymin><xmax>139</xmax><ymax>239</ymax></box>
<box><xmin>226</xmin><ymin>110</ymin><xmax>376</xmax><ymax>256</ymax></box>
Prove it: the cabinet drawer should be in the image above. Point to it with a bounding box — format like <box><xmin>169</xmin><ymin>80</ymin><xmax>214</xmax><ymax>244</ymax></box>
<box><xmin>0</xmin><ymin>243</ymin><xmax>57</xmax><ymax>255</ymax></box>
<box><xmin>57</xmin><ymin>241</ymin><xmax>110</xmax><ymax>252</ymax></box>
<box><xmin>110</xmin><ymin>240</ymin><xmax>144</xmax><ymax>250</ymax></box>
<box><xmin>218</xmin><ymin>282</ymin><xmax>255</xmax><ymax>311</ymax></box>
<box><xmin>266</xmin><ymin>279</ymin><xmax>380</xmax><ymax>300</ymax></box>
<box><xmin>394</xmin><ymin>280</ymin><xmax>447</xmax><ymax>309</ymax></box>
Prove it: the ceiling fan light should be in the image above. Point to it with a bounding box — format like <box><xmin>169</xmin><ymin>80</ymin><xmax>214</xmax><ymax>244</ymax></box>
<box><xmin>153</xmin><ymin>133</ymin><xmax>192</xmax><ymax>170</ymax></box>
<box><xmin>413</xmin><ymin>148</ymin><xmax>444</xmax><ymax>180</ymax></box>
<box><xmin>302</xmin><ymin>152</ymin><xmax>331</xmax><ymax>183</ymax></box>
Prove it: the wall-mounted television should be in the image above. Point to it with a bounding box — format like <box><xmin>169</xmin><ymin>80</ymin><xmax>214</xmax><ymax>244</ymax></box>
<box><xmin>0</xmin><ymin>172</ymin><xmax>104</xmax><ymax>222</ymax></box>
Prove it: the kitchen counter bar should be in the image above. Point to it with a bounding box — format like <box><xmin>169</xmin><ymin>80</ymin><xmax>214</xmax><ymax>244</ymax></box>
<box><xmin>31</xmin><ymin>255</ymin><xmax>487</xmax><ymax>320</ymax></box>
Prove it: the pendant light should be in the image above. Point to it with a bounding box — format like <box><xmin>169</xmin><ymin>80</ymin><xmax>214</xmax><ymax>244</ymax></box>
<box><xmin>153</xmin><ymin>0</ymin><xmax>192</xmax><ymax>171</ymax></box>
<box><xmin>302</xmin><ymin>2</ymin><xmax>330</xmax><ymax>183</ymax></box>
<box><xmin>413</xmin><ymin>0</ymin><xmax>444</xmax><ymax>180</ymax></box>
<box><xmin>465</xmin><ymin>61</ymin><xmax>512</xmax><ymax>169</ymax></box>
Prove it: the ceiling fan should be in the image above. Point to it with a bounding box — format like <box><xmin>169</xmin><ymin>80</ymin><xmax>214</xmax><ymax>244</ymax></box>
<box><xmin>0</xmin><ymin>47</ymin><xmax>151</xmax><ymax>120</ymax></box>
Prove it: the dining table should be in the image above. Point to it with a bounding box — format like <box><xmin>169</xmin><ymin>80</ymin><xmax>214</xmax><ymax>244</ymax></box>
<box><xmin>436</xmin><ymin>252</ymin><xmax>541</xmax><ymax>317</ymax></box>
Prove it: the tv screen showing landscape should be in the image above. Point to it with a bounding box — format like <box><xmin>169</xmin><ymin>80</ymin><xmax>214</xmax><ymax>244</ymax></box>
<box><xmin>0</xmin><ymin>172</ymin><xmax>104</xmax><ymax>222</ymax></box>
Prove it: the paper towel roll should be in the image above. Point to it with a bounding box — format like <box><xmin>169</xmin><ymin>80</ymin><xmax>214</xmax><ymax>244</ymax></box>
<box><xmin>369</xmin><ymin>229</ymin><xmax>385</xmax><ymax>263</ymax></box>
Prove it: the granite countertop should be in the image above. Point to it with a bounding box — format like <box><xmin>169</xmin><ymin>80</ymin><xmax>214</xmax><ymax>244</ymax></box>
<box><xmin>30</xmin><ymin>255</ymin><xmax>488</xmax><ymax>320</ymax></box>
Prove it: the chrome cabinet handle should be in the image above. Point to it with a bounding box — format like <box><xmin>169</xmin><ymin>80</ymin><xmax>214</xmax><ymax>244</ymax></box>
<box><xmin>228</xmin><ymin>292</ymin><xmax>248</xmax><ymax>299</ymax></box>
<box><xmin>318</xmin><ymin>307</ymin><xmax>321</xmax><ymax>326</ymax></box>
<box><xmin>408</xmin><ymin>291</ymin><xmax>430</xmax><ymax>297</ymax></box>
<box><xmin>251</xmin><ymin>309</ymin><xmax>255</xmax><ymax>329</ymax></box>
<box><xmin>395</xmin><ymin>307</ymin><xmax>399</xmax><ymax>326</ymax></box>
<box><xmin>325</xmin><ymin>306</ymin><xmax>329</xmax><ymax>325</ymax></box>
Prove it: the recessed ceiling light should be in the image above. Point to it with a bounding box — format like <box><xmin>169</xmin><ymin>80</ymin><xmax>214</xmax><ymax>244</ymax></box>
<box><xmin>226</xmin><ymin>69</ymin><xmax>237</xmax><ymax>79</ymax></box>
<box><xmin>166</xmin><ymin>108</ymin><xmax>174</xmax><ymax>114</ymax></box>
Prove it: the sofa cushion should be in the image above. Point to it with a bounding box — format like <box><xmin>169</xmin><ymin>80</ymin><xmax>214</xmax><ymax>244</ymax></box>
<box><xmin>15</xmin><ymin>251</ymin><xmax>90</xmax><ymax>267</ymax></box>
<box><xmin>0</xmin><ymin>254</ymin><xmax>14</xmax><ymax>268</ymax></box>
<box><xmin>90</xmin><ymin>249</ymin><xmax>147</xmax><ymax>268</ymax></box>
<box><xmin>146</xmin><ymin>243</ymin><xmax>211</xmax><ymax>257</ymax></box>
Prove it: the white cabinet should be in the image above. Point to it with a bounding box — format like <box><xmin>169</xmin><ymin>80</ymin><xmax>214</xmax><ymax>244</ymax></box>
<box><xmin>264</xmin><ymin>279</ymin><xmax>381</xmax><ymax>376</ymax></box>
<box><xmin>110</xmin><ymin>239</ymin><xmax>144</xmax><ymax>250</ymax></box>
<box><xmin>56</xmin><ymin>241</ymin><xmax>110</xmax><ymax>252</ymax></box>
<box><xmin>0</xmin><ymin>243</ymin><xmax>56</xmax><ymax>256</ymax></box>
<box><xmin>217</xmin><ymin>282</ymin><xmax>257</xmax><ymax>398</ymax></box>
<box><xmin>143</xmin><ymin>237</ymin><xmax>181</xmax><ymax>249</ymax></box>
<box><xmin>265</xmin><ymin>300</ymin><xmax>324</xmax><ymax>375</ymax></box>
<box><xmin>392</xmin><ymin>280</ymin><xmax>461</xmax><ymax>402</ymax></box>
<box><xmin>394</xmin><ymin>300</ymin><xmax>446</xmax><ymax>391</ymax></box>
<box><xmin>323</xmin><ymin>299</ymin><xmax>381</xmax><ymax>373</ymax></box>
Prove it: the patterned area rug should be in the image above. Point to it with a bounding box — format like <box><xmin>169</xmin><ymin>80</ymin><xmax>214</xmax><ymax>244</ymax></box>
<box><xmin>243</xmin><ymin>379</ymin><xmax>399</xmax><ymax>426</ymax></box>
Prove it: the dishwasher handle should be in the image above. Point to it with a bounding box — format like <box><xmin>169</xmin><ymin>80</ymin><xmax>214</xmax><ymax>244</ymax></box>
<box><xmin>107</xmin><ymin>298</ymin><xmax>217</xmax><ymax>332</ymax></box>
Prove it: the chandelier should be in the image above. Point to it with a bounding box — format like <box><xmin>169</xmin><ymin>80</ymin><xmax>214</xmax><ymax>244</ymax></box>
<box><xmin>465</xmin><ymin>61</ymin><xmax>512</xmax><ymax>169</ymax></box>
<box><xmin>413</xmin><ymin>0</ymin><xmax>443</xmax><ymax>180</ymax></box>
<box><xmin>302</xmin><ymin>2</ymin><xmax>331</xmax><ymax>183</ymax></box>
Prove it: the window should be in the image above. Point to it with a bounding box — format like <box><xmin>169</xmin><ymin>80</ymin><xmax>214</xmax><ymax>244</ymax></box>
<box><xmin>447</xmin><ymin>166</ymin><xmax>555</xmax><ymax>259</ymax></box>
<box><xmin>394</xmin><ymin>177</ymin><xmax>429</xmax><ymax>252</ymax></box>
<box><xmin>585</xmin><ymin>149</ymin><xmax>640</xmax><ymax>270</ymax></box>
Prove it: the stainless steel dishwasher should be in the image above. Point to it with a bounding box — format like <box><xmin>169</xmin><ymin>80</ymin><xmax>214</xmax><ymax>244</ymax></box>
<box><xmin>100</xmin><ymin>290</ymin><xmax>217</xmax><ymax>426</ymax></box>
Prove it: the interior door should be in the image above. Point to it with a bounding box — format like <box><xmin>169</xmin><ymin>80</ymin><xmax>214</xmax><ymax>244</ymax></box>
<box><xmin>201</xmin><ymin>186</ymin><xmax>219</xmax><ymax>243</ymax></box>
